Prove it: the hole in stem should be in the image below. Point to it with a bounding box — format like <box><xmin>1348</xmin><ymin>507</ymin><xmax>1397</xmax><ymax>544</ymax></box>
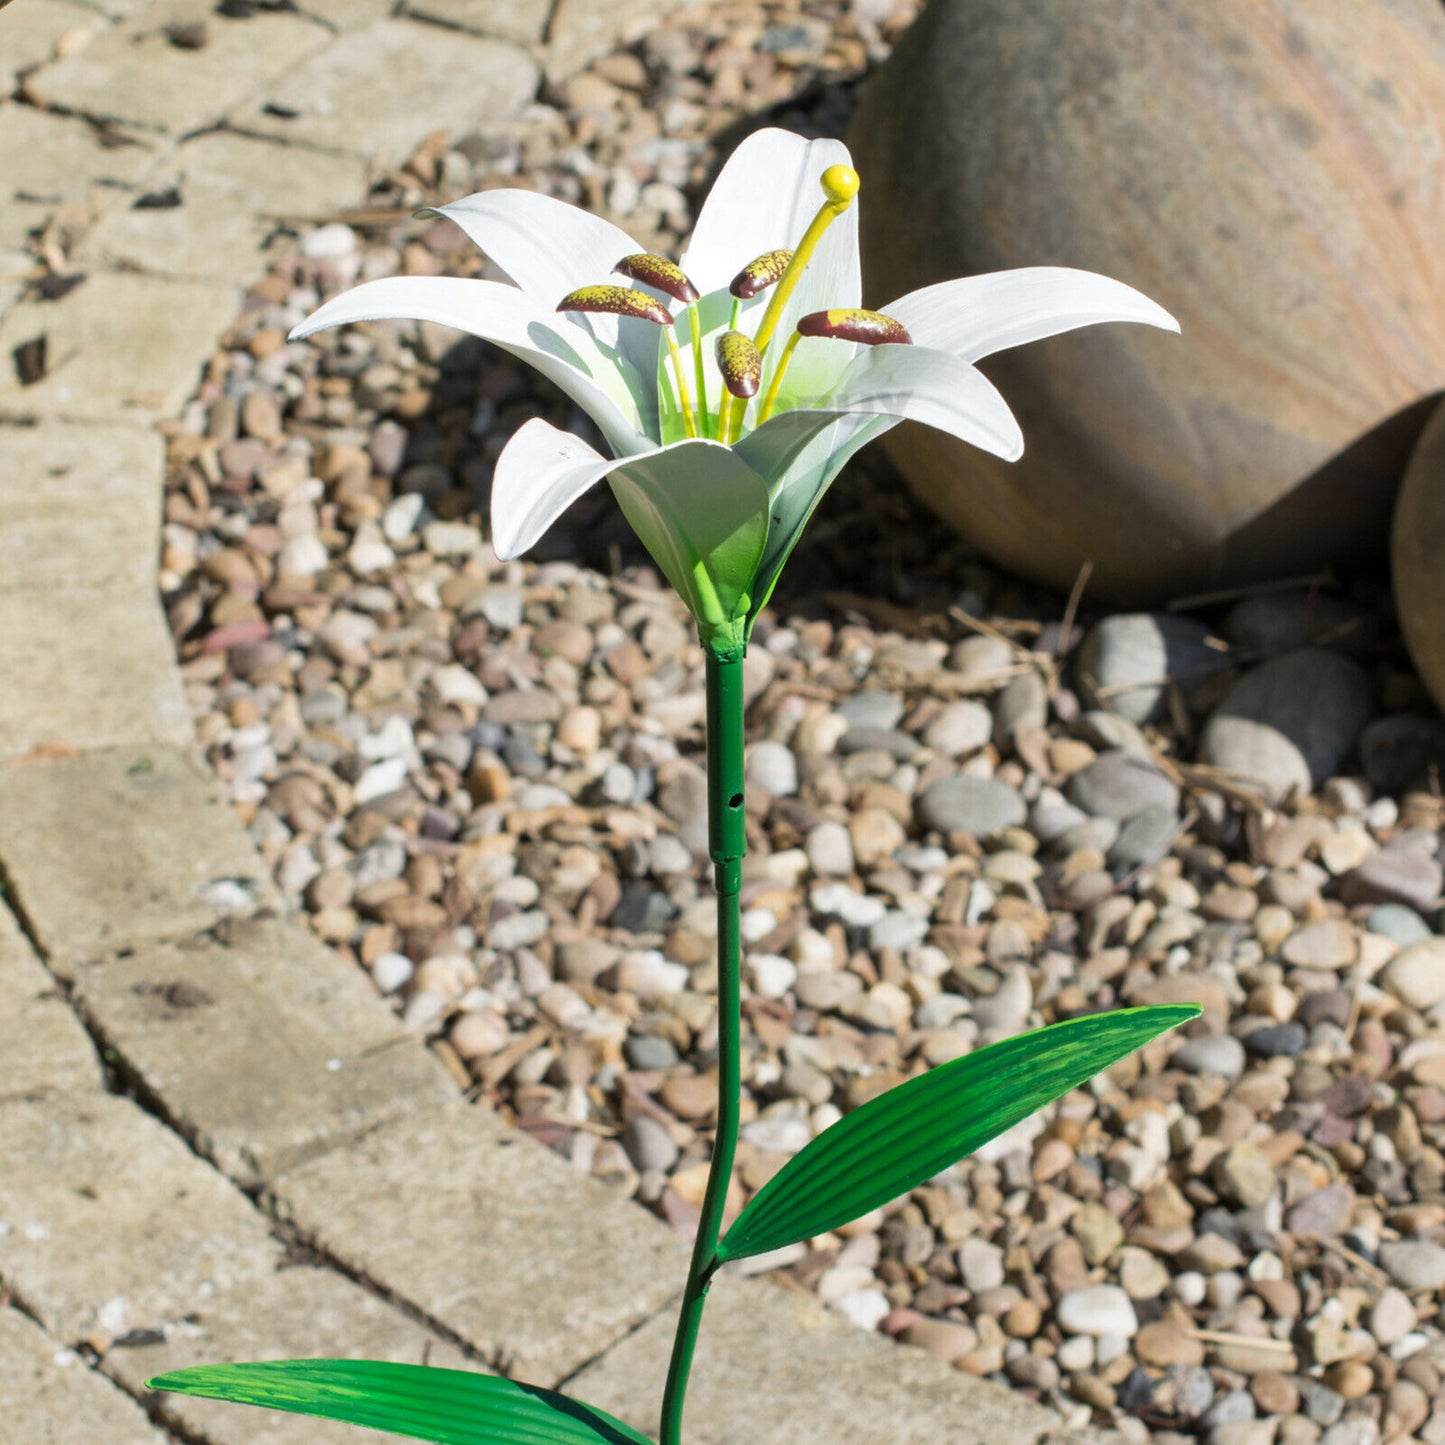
<box><xmin>728</xmin><ymin>793</ymin><xmax>743</xmax><ymax>809</ymax></box>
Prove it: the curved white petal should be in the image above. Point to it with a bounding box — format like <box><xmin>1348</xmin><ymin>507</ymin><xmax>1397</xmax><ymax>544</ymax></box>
<box><xmin>883</xmin><ymin>267</ymin><xmax>1179</xmax><ymax>365</ymax></box>
<box><xmin>490</xmin><ymin>417</ymin><xmax>614</xmax><ymax>560</ymax></box>
<box><xmin>290</xmin><ymin>276</ymin><xmax>651</xmax><ymax>455</ymax></box>
<box><xmin>430</xmin><ymin>190</ymin><xmax>662</xmax><ymax>387</ymax></box>
<box><xmin>822</xmin><ymin>345</ymin><xmax>1024</xmax><ymax>461</ymax></box>
<box><xmin>491</xmin><ymin>420</ymin><xmax>769</xmax><ymax>635</ymax></box>
<box><xmin>431</xmin><ymin>189</ymin><xmax>644</xmax><ymax>301</ymax></box>
<box><xmin>681</xmin><ymin>128</ymin><xmax>861</xmax><ymax>314</ymax></box>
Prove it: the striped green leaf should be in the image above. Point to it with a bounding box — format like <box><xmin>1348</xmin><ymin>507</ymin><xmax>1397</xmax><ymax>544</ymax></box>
<box><xmin>717</xmin><ymin>1005</ymin><xmax>1198</xmax><ymax>1263</ymax></box>
<box><xmin>147</xmin><ymin>1359</ymin><xmax>651</xmax><ymax>1444</ymax></box>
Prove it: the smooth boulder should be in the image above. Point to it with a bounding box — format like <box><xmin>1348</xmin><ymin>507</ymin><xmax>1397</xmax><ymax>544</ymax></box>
<box><xmin>851</xmin><ymin>0</ymin><xmax>1445</xmax><ymax>603</ymax></box>
<box><xmin>1392</xmin><ymin>397</ymin><xmax>1445</xmax><ymax>713</ymax></box>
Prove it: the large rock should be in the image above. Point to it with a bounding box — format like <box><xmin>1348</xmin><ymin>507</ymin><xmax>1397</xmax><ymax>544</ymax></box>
<box><xmin>1197</xmin><ymin>648</ymin><xmax>1374</xmax><ymax>800</ymax></box>
<box><xmin>1393</xmin><ymin>397</ymin><xmax>1445</xmax><ymax>713</ymax></box>
<box><xmin>851</xmin><ymin>0</ymin><xmax>1445</xmax><ymax>604</ymax></box>
<box><xmin>1074</xmin><ymin>612</ymin><xmax>1232</xmax><ymax>723</ymax></box>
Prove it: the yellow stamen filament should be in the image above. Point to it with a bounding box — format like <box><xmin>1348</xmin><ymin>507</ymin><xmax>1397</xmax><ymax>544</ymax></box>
<box><xmin>665</xmin><ymin>328</ymin><xmax>698</xmax><ymax>439</ymax></box>
<box><xmin>757</xmin><ymin>330</ymin><xmax>804</xmax><ymax>425</ymax></box>
<box><xmin>720</xmin><ymin>393</ymin><xmax>748</xmax><ymax>446</ymax></box>
<box><xmin>749</xmin><ymin>164</ymin><xmax>860</xmax><ymax>362</ymax></box>
<box><xmin>688</xmin><ymin>303</ymin><xmax>709</xmax><ymax>439</ymax></box>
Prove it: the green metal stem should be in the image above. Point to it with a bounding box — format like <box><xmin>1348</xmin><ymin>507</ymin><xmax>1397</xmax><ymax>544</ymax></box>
<box><xmin>658</xmin><ymin>646</ymin><xmax>746</xmax><ymax>1445</ymax></box>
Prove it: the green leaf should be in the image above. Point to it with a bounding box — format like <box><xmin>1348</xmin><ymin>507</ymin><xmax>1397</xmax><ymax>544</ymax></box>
<box><xmin>147</xmin><ymin>1359</ymin><xmax>651</xmax><ymax>1445</ymax></box>
<box><xmin>717</xmin><ymin>1005</ymin><xmax>1199</xmax><ymax>1264</ymax></box>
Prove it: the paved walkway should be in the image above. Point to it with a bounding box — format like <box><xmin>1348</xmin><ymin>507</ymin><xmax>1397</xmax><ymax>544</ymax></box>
<box><xmin>0</xmin><ymin>4</ymin><xmax>1107</xmax><ymax>1441</ymax></box>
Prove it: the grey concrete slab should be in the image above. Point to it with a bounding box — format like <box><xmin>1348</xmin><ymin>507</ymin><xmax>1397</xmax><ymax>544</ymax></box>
<box><xmin>0</xmin><ymin>103</ymin><xmax>165</xmax><ymax>252</ymax></box>
<box><xmin>267</xmin><ymin>1099</ymin><xmax>688</xmax><ymax>1387</ymax></box>
<box><xmin>0</xmin><ymin>745</ymin><xmax>272</xmax><ymax>974</ymax></box>
<box><xmin>0</xmin><ymin>272</ymin><xmax>240</xmax><ymax>422</ymax></box>
<box><xmin>108</xmin><ymin>1264</ymin><xmax>481</xmax><ymax>1445</ymax></box>
<box><xmin>0</xmin><ymin>582</ymin><xmax>193</xmax><ymax>758</ymax></box>
<box><xmin>0</xmin><ymin>904</ymin><xmax>101</xmax><ymax>1099</ymax></box>
<box><xmin>235</xmin><ymin>19</ymin><xmax>540</xmax><ymax>162</ymax></box>
<box><xmin>0</xmin><ymin>1306</ymin><xmax>169</xmax><ymax>1445</ymax></box>
<box><xmin>72</xmin><ymin>917</ymin><xmax>455</xmax><ymax>1188</ymax></box>
<box><xmin>23</xmin><ymin>0</ymin><xmax>331</xmax><ymax>135</ymax></box>
<box><xmin>0</xmin><ymin>422</ymin><xmax>165</xmax><ymax>593</ymax></box>
<box><xmin>570</xmin><ymin>1269</ymin><xmax>1112</xmax><ymax>1445</ymax></box>
<box><xmin>79</xmin><ymin>131</ymin><xmax>369</xmax><ymax>285</ymax></box>
<box><xmin>0</xmin><ymin>1093</ymin><xmax>282</xmax><ymax>1341</ymax></box>
<box><xmin>401</xmin><ymin>0</ymin><xmax>550</xmax><ymax>50</ymax></box>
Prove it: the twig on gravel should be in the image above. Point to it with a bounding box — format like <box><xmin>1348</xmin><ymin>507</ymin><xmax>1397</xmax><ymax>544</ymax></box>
<box><xmin>1187</xmin><ymin>1329</ymin><xmax>1295</xmax><ymax>1352</ymax></box>
<box><xmin>1057</xmin><ymin>558</ymin><xmax>1092</xmax><ymax>657</ymax></box>
<box><xmin>1165</xmin><ymin>570</ymin><xmax>1336</xmax><ymax>611</ymax></box>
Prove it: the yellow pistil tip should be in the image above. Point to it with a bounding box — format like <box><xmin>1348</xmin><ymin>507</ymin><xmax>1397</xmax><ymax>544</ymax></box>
<box><xmin>820</xmin><ymin>163</ymin><xmax>860</xmax><ymax>208</ymax></box>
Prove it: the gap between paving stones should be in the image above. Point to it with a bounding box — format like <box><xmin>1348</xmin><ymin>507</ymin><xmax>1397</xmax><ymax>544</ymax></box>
<box><xmin>0</xmin><ymin>5</ymin><xmax>1115</xmax><ymax>1439</ymax></box>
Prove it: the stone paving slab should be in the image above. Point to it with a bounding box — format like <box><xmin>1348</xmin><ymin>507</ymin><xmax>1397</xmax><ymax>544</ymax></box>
<box><xmin>1</xmin><ymin>250</ymin><xmax>28</xmax><ymax>323</ymax></box>
<box><xmin>571</xmin><ymin>1269</ymin><xmax>1109</xmax><ymax>1445</ymax></box>
<box><xmin>4</xmin><ymin>0</ymin><xmax>104</xmax><ymax>82</ymax></box>
<box><xmin>267</xmin><ymin>1098</ymin><xmax>688</xmax><ymax>1386</ymax></box>
<box><xmin>0</xmin><ymin>422</ymin><xmax>165</xmax><ymax>593</ymax></box>
<box><xmin>71</xmin><ymin>0</ymin><xmax>169</xmax><ymax>22</ymax></box>
<box><xmin>109</xmin><ymin>1264</ymin><xmax>481</xmax><ymax>1445</ymax></box>
<box><xmin>0</xmin><ymin>745</ymin><xmax>272</xmax><ymax>973</ymax></box>
<box><xmin>544</xmin><ymin>0</ymin><xmax>706</xmax><ymax>76</ymax></box>
<box><xmin>290</xmin><ymin>0</ymin><xmax>399</xmax><ymax>29</ymax></box>
<box><xmin>72</xmin><ymin>917</ymin><xmax>455</xmax><ymax>1187</ymax></box>
<box><xmin>0</xmin><ymin>905</ymin><xmax>101</xmax><ymax>1099</ymax></box>
<box><xmin>0</xmin><ymin>101</ymin><xmax>161</xmax><ymax>202</ymax></box>
<box><xmin>24</xmin><ymin>0</ymin><xmax>331</xmax><ymax>134</ymax></box>
<box><xmin>401</xmin><ymin>0</ymin><xmax>551</xmax><ymax>50</ymax></box>
<box><xmin>79</xmin><ymin>130</ymin><xmax>370</xmax><ymax>285</ymax></box>
<box><xmin>234</xmin><ymin>19</ymin><xmax>540</xmax><ymax>161</ymax></box>
<box><xmin>0</xmin><ymin>1092</ymin><xmax>283</xmax><ymax>1341</ymax></box>
<box><xmin>0</xmin><ymin>272</ymin><xmax>241</xmax><ymax>422</ymax></box>
<box><xmin>0</xmin><ymin>1306</ymin><xmax>171</xmax><ymax>1445</ymax></box>
<box><xmin>0</xmin><ymin>581</ymin><xmax>193</xmax><ymax>757</ymax></box>
<box><xmin>0</xmin><ymin>100</ymin><xmax>165</xmax><ymax>251</ymax></box>
<box><xmin>0</xmin><ymin>102</ymin><xmax>163</xmax><ymax>253</ymax></box>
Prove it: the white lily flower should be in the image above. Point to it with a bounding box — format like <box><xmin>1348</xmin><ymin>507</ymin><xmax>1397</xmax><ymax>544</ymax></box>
<box><xmin>291</xmin><ymin>128</ymin><xmax>1177</xmax><ymax>655</ymax></box>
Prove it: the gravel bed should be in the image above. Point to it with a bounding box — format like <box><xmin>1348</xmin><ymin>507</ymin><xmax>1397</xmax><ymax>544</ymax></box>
<box><xmin>157</xmin><ymin>4</ymin><xmax>1445</xmax><ymax>1442</ymax></box>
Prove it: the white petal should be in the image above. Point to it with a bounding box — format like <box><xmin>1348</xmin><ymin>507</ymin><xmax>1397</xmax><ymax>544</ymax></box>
<box><xmin>430</xmin><ymin>189</ymin><xmax>661</xmax><ymax>384</ymax></box>
<box><xmin>431</xmin><ymin>189</ymin><xmax>643</xmax><ymax>299</ymax></box>
<box><xmin>681</xmin><ymin>128</ymin><xmax>861</xmax><ymax>312</ymax></box>
<box><xmin>489</xmin><ymin>417</ymin><xmax>612</xmax><ymax>560</ymax></box>
<box><xmin>290</xmin><ymin>276</ymin><xmax>651</xmax><ymax>454</ymax></box>
<box><xmin>884</xmin><ymin>267</ymin><xmax>1180</xmax><ymax>364</ymax></box>
<box><xmin>822</xmin><ymin>345</ymin><xmax>1024</xmax><ymax>461</ymax></box>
